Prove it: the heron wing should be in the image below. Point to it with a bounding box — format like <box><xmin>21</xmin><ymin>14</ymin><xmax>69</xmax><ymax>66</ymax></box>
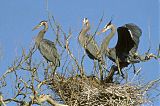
<box><xmin>124</xmin><ymin>23</ymin><xmax>142</xmax><ymax>44</ymax></box>
<box><xmin>85</xmin><ymin>36</ymin><xmax>101</xmax><ymax>60</ymax></box>
<box><xmin>39</xmin><ymin>39</ymin><xmax>60</xmax><ymax>66</ymax></box>
<box><xmin>124</xmin><ymin>23</ymin><xmax>142</xmax><ymax>54</ymax></box>
<box><xmin>116</xmin><ymin>23</ymin><xmax>142</xmax><ymax>57</ymax></box>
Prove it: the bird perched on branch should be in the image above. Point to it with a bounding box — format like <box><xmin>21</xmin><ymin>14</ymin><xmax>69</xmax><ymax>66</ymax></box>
<box><xmin>98</xmin><ymin>20</ymin><xmax>142</xmax><ymax>76</ymax></box>
<box><xmin>33</xmin><ymin>21</ymin><xmax>60</xmax><ymax>75</ymax></box>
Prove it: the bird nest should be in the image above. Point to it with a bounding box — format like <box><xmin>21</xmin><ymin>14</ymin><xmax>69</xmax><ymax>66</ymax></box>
<box><xmin>51</xmin><ymin>75</ymin><xmax>146</xmax><ymax>106</ymax></box>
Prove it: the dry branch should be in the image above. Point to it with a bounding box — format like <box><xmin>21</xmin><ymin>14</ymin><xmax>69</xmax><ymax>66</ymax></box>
<box><xmin>0</xmin><ymin>14</ymin><xmax>159</xmax><ymax>106</ymax></box>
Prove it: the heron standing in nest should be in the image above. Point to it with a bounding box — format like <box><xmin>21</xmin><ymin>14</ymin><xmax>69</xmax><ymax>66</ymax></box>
<box><xmin>98</xmin><ymin>20</ymin><xmax>142</xmax><ymax>78</ymax></box>
<box><xmin>78</xmin><ymin>18</ymin><xmax>105</xmax><ymax>81</ymax></box>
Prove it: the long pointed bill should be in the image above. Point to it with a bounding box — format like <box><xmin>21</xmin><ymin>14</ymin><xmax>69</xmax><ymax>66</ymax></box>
<box><xmin>32</xmin><ymin>24</ymin><xmax>41</xmax><ymax>31</ymax></box>
<box><xmin>97</xmin><ymin>28</ymin><xmax>107</xmax><ymax>35</ymax></box>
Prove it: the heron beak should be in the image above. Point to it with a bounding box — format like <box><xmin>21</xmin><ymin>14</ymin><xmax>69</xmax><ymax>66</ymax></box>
<box><xmin>97</xmin><ymin>28</ymin><xmax>107</xmax><ymax>35</ymax></box>
<box><xmin>32</xmin><ymin>24</ymin><xmax>41</xmax><ymax>31</ymax></box>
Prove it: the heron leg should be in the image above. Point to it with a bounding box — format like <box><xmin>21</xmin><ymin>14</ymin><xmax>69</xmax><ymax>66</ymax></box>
<box><xmin>116</xmin><ymin>58</ymin><xmax>122</xmax><ymax>76</ymax></box>
<box><xmin>50</xmin><ymin>62</ymin><xmax>57</xmax><ymax>77</ymax></box>
<box><xmin>105</xmin><ymin>65</ymin><xmax>116</xmax><ymax>83</ymax></box>
<box><xmin>93</xmin><ymin>60</ymin><xmax>98</xmax><ymax>78</ymax></box>
<box><xmin>44</xmin><ymin>65</ymin><xmax>49</xmax><ymax>79</ymax></box>
<box><xmin>98</xmin><ymin>62</ymin><xmax>103</xmax><ymax>82</ymax></box>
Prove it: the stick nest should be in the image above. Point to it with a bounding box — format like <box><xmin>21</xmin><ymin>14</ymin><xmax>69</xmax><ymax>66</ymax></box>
<box><xmin>51</xmin><ymin>75</ymin><xmax>146</xmax><ymax>106</ymax></box>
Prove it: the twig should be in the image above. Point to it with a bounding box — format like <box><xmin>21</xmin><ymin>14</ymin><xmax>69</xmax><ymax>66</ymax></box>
<box><xmin>142</xmin><ymin>78</ymin><xmax>160</xmax><ymax>95</ymax></box>
<box><xmin>64</xmin><ymin>30</ymin><xmax>84</xmax><ymax>76</ymax></box>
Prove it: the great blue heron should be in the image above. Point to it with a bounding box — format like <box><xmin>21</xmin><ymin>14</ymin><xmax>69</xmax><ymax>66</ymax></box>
<box><xmin>78</xmin><ymin>18</ymin><xmax>104</xmax><ymax>80</ymax></box>
<box><xmin>33</xmin><ymin>21</ymin><xmax>60</xmax><ymax>74</ymax></box>
<box><xmin>78</xmin><ymin>18</ymin><xmax>104</xmax><ymax>62</ymax></box>
<box><xmin>98</xmin><ymin>20</ymin><xmax>142</xmax><ymax>76</ymax></box>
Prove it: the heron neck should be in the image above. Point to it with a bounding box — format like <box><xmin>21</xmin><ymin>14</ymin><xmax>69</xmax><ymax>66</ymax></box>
<box><xmin>79</xmin><ymin>23</ymin><xmax>90</xmax><ymax>46</ymax></box>
<box><xmin>35</xmin><ymin>29</ymin><xmax>46</xmax><ymax>47</ymax></box>
<box><xmin>81</xmin><ymin>23</ymin><xmax>90</xmax><ymax>36</ymax></box>
<box><xmin>105</xmin><ymin>24</ymin><xmax>116</xmax><ymax>50</ymax></box>
<box><xmin>101</xmin><ymin>24</ymin><xmax>116</xmax><ymax>55</ymax></box>
<box><xmin>44</xmin><ymin>23</ymin><xmax>48</xmax><ymax>31</ymax></box>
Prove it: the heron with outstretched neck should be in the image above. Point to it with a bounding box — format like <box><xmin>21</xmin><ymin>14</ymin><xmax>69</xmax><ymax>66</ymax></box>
<box><xmin>98</xmin><ymin>20</ymin><xmax>142</xmax><ymax>77</ymax></box>
<box><xmin>78</xmin><ymin>18</ymin><xmax>104</xmax><ymax>81</ymax></box>
<box><xmin>33</xmin><ymin>21</ymin><xmax>60</xmax><ymax>75</ymax></box>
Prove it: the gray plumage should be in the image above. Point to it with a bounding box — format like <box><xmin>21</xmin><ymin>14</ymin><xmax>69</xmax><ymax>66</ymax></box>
<box><xmin>116</xmin><ymin>23</ymin><xmax>142</xmax><ymax>56</ymax></box>
<box><xmin>33</xmin><ymin>21</ymin><xmax>60</xmax><ymax>71</ymax></box>
<box><xmin>78</xmin><ymin>18</ymin><xmax>103</xmax><ymax>63</ymax></box>
<box><xmin>39</xmin><ymin>39</ymin><xmax>60</xmax><ymax>66</ymax></box>
<box><xmin>98</xmin><ymin>21</ymin><xmax>142</xmax><ymax>68</ymax></box>
<box><xmin>79</xmin><ymin>18</ymin><xmax>105</xmax><ymax>81</ymax></box>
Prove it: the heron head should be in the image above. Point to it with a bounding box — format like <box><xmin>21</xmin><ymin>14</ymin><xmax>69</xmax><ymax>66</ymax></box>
<box><xmin>97</xmin><ymin>20</ymin><xmax>112</xmax><ymax>35</ymax></box>
<box><xmin>82</xmin><ymin>18</ymin><xmax>89</xmax><ymax>26</ymax></box>
<box><xmin>32</xmin><ymin>21</ymin><xmax>48</xmax><ymax>31</ymax></box>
